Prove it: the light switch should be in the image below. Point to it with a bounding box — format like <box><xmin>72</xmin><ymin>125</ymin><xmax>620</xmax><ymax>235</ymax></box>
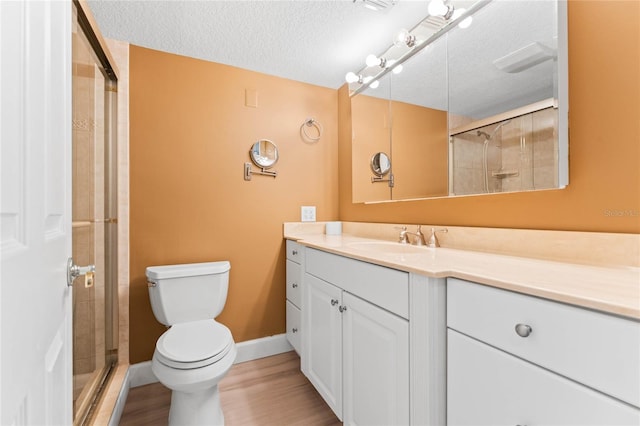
<box><xmin>301</xmin><ymin>206</ymin><xmax>316</xmax><ymax>222</ymax></box>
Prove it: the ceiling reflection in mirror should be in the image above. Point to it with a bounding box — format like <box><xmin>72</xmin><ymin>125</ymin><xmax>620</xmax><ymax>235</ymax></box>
<box><xmin>350</xmin><ymin>0</ymin><xmax>568</xmax><ymax>203</ymax></box>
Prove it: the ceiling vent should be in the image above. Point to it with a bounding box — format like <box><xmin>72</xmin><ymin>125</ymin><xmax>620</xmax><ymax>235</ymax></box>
<box><xmin>354</xmin><ymin>0</ymin><xmax>397</xmax><ymax>12</ymax></box>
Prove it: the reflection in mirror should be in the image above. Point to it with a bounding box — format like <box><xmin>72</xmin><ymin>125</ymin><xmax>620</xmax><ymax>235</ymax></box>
<box><xmin>371</xmin><ymin>152</ymin><xmax>391</xmax><ymax>176</ymax></box>
<box><xmin>351</xmin><ymin>73</ymin><xmax>392</xmax><ymax>203</ymax></box>
<box><xmin>349</xmin><ymin>0</ymin><xmax>567</xmax><ymax>203</ymax></box>
<box><xmin>249</xmin><ymin>139</ymin><xmax>279</xmax><ymax>168</ymax></box>
<box><xmin>389</xmin><ymin>46</ymin><xmax>448</xmax><ymax>200</ymax></box>
<box><xmin>448</xmin><ymin>1</ymin><xmax>563</xmax><ymax>195</ymax></box>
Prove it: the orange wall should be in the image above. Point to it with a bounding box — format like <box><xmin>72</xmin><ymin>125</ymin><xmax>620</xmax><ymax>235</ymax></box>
<box><xmin>129</xmin><ymin>0</ymin><xmax>638</xmax><ymax>363</ymax></box>
<box><xmin>340</xmin><ymin>0</ymin><xmax>640</xmax><ymax>233</ymax></box>
<box><xmin>129</xmin><ymin>46</ymin><xmax>339</xmax><ymax>363</ymax></box>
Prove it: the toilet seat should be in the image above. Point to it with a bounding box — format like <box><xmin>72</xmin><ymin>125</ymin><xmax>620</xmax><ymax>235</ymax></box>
<box><xmin>155</xmin><ymin>320</ymin><xmax>233</xmax><ymax>369</ymax></box>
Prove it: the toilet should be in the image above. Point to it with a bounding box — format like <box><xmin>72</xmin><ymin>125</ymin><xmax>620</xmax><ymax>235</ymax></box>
<box><xmin>146</xmin><ymin>261</ymin><xmax>237</xmax><ymax>426</ymax></box>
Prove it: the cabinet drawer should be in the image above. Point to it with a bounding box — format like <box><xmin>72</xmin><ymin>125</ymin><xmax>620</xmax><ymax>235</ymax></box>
<box><xmin>286</xmin><ymin>239</ymin><xmax>303</xmax><ymax>264</ymax></box>
<box><xmin>447</xmin><ymin>278</ymin><xmax>640</xmax><ymax>407</ymax></box>
<box><xmin>448</xmin><ymin>330</ymin><xmax>640</xmax><ymax>425</ymax></box>
<box><xmin>306</xmin><ymin>248</ymin><xmax>409</xmax><ymax>319</ymax></box>
<box><xmin>286</xmin><ymin>300</ymin><xmax>301</xmax><ymax>355</ymax></box>
<box><xmin>286</xmin><ymin>259</ymin><xmax>301</xmax><ymax>308</ymax></box>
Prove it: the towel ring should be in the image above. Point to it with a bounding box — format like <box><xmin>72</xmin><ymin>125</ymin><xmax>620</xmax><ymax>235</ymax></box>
<box><xmin>300</xmin><ymin>118</ymin><xmax>322</xmax><ymax>143</ymax></box>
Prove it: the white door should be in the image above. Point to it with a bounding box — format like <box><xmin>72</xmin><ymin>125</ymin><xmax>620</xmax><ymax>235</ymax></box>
<box><xmin>342</xmin><ymin>292</ymin><xmax>409</xmax><ymax>426</ymax></box>
<box><xmin>302</xmin><ymin>274</ymin><xmax>343</xmax><ymax>420</ymax></box>
<box><xmin>1</xmin><ymin>1</ymin><xmax>73</xmax><ymax>425</ymax></box>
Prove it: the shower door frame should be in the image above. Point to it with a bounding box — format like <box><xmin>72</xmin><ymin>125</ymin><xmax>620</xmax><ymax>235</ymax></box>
<box><xmin>71</xmin><ymin>1</ymin><xmax>120</xmax><ymax>424</ymax></box>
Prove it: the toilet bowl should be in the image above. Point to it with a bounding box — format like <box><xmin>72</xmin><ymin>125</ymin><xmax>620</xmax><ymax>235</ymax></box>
<box><xmin>146</xmin><ymin>262</ymin><xmax>236</xmax><ymax>425</ymax></box>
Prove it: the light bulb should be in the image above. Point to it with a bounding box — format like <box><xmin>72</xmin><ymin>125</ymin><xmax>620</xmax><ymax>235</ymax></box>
<box><xmin>428</xmin><ymin>0</ymin><xmax>448</xmax><ymax>17</ymax></box>
<box><xmin>453</xmin><ymin>8</ymin><xmax>473</xmax><ymax>28</ymax></box>
<box><xmin>394</xmin><ymin>28</ymin><xmax>416</xmax><ymax>48</ymax></box>
<box><xmin>369</xmin><ymin>80</ymin><xmax>380</xmax><ymax>89</ymax></box>
<box><xmin>392</xmin><ymin>64</ymin><xmax>403</xmax><ymax>74</ymax></box>
<box><xmin>366</xmin><ymin>54</ymin><xmax>381</xmax><ymax>67</ymax></box>
<box><xmin>345</xmin><ymin>72</ymin><xmax>359</xmax><ymax>84</ymax></box>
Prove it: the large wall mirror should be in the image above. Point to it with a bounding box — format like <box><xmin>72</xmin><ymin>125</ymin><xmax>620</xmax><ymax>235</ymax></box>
<box><xmin>350</xmin><ymin>0</ymin><xmax>568</xmax><ymax>203</ymax></box>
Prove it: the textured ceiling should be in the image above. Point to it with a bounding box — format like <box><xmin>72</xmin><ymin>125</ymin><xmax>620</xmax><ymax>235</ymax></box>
<box><xmin>88</xmin><ymin>0</ymin><xmax>433</xmax><ymax>89</ymax></box>
<box><xmin>89</xmin><ymin>0</ymin><xmax>558</xmax><ymax>119</ymax></box>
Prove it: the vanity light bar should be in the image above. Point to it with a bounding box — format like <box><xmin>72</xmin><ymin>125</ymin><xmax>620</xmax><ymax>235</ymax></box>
<box><xmin>348</xmin><ymin>0</ymin><xmax>492</xmax><ymax>97</ymax></box>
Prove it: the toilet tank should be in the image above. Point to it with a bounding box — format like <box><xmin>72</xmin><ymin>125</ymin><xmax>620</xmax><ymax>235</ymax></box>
<box><xmin>146</xmin><ymin>261</ymin><xmax>230</xmax><ymax>326</ymax></box>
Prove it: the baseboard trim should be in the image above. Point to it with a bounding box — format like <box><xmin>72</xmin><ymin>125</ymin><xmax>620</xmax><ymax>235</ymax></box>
<box><xmin>127</xmin><ymin>333</ymin><xmax>293</xmax><ymax>388</ymax></box>
<box><xmin>234</xmin><ymin>333</ymin><xmax>294</xmax><ymax>364</ymax></box>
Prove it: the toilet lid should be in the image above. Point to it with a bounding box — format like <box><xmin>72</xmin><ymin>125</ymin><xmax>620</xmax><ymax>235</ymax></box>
<box><xmin>156</xmin><ymin>320</ymin><xmax>232</xmax><ymax>364</ymax></box>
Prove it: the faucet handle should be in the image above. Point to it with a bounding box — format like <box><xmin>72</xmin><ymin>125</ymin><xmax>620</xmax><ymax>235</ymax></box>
<box><xmin>394</xmin><ymin>226</ymin><xmax>409</xmax><ymax>244</ymax></box>
<box><xmin>427</xmin><ymin>227</ymin><xmax>448</xmax><ymax>248</ymax></box>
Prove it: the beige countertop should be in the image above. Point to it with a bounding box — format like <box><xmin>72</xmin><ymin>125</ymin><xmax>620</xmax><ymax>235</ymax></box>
<box><xmin>286</xmin><ymin>233</ymin><xmax>640</xmax><ymax>321</ymax></box>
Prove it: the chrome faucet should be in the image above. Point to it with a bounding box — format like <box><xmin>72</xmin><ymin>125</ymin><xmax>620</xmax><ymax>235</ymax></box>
<box><xmin>406</xmin><ymin>225</ymin><xmax>426</xmax><ymax>246</ymax></box>
<box><xmin>427</xmin><ymin>227</ymin><xmax>448</xmax><ymax>248</ymax></box>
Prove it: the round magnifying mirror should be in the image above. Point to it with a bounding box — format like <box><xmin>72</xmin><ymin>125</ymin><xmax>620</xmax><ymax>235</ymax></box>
<box><xmin>370</xmin><ymin>152</ymin><xmax>391</xmax><ymax>176</ymax></box>
<box><xmin>249</xmin><ymin>139</ymin><xmax>279</xmax><ymax>169</ymax></box>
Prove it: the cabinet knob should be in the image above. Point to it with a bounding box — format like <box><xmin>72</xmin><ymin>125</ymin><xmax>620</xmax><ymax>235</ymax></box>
<box><xmin>292</xmin><ymin>328</ymin><xmax>298</xmax><ymax>333</ymax></box>
<box><xmin>292</xmin><ymin>250</ymin><xmax>298</xmax><ymax>255</ymax></box>
<box><xmin>515</xmin><ymin>323</ymin><xmax>532</xmax><ymax>337</ymax></box>
<box><xmin>292</xmin><ymin>283</ymin><xmax>298</xmax><ymax>288</ymax></box>
<box><xmin>339</xmin><ymin>305</ymin><xmax>347</xmax><ymax>313</ymax></box>
<box><xmin>330</xmin><ymin>299</ymin><xmax>339</xmax><ymax>306</ymax></box>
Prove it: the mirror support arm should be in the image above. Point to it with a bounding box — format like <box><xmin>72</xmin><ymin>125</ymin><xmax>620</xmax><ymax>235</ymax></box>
<box><xmin>244</xmin><ymin>162</ymin><xmax>278</xmax><ymax>181</ymax></box>
<box><xmin>371</xmin><ymin>173</ymin><xmax>394</xmax><ymax>188</ymax></box>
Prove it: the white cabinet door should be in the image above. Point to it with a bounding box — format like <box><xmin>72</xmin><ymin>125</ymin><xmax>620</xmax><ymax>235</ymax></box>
<box><xmin>342</xmin><ymin>292</ymin><xmax>409</xmax><ymax>426</ymax></box>
<box><xmin>303</xmin><ymin>273</ymin><xmax>343</xmax><ymax>420</ymax></box>
<box><xmin>1</xmin><ymin>1</ymin><xmax>73</xmax><ymax>425</ymax></box>
<box><xmin>448</xmin><ymin>330</ymin><xmax>640</xmax><ymax>426</ymax></box>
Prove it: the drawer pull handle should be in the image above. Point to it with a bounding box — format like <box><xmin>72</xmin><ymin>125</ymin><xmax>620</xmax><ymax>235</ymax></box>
<box><xmin>330</xmin><ymin>299</ymin><xmax>339</xmax><ymax>306</ymax></box>
<box><xmin>292</xmin><ymin>328</ymin><xmax>298</xmax><ymax>333</ymax></box>
<box><xmin>292</xmin><ymin>250</ymin><xmax>298</xmax><ymax>255</ymax></box>
<box><xmin>339</xmin><ymin>305</ymin><xmax>347</xmax><ymax>313</ymax></box>
<box><xmin>292</xmin><ymin>283</ymin><xmax>298</xmax><ymax>288</ymax></box>
<box><xmin>515</xmin><ymin>323</ymin><xmax>532</xmax><ymax>337</ymax></box>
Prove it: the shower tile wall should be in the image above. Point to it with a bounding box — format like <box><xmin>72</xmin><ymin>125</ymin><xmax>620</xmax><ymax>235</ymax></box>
<box><xmin>452</xmin><ymin>107</ymin><xmax>558</xmax><ymax>195</ymax></box>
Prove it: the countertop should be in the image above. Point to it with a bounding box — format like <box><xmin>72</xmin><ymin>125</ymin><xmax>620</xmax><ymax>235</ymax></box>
<box><xmin>286</xmin><ymin>233</ymin><xmax>640</xmax><ymax>321</ymax></box>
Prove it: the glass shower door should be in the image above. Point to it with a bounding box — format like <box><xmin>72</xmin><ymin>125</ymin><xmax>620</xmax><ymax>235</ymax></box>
<box><xmin>71</xmin><ymin>3</ymin><xmax>118</xmax><ymax>424</ymax></box>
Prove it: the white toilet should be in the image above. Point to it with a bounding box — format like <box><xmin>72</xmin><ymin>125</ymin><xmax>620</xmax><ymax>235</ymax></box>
<box><xmin>146</xmin><ymin>261</ymin><xmax>237</xmax><ymax>426</ymax></box>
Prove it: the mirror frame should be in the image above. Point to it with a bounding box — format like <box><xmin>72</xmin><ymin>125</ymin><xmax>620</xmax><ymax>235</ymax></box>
<box><xmin>370</xmin><ymin>152</ymin><xmax>391</xmax><ymax>177</ymax></box>
<box><xmin>249</xmin><ymin>139</ymin><xmax>279</xmax><ymax>169</ymax></box>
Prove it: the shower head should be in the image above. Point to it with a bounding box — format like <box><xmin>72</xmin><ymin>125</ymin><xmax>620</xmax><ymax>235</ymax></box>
<box><xmin>477</xmin><ymin>130</ymin><xmax>491</xmax><ymax>139</ymax></box>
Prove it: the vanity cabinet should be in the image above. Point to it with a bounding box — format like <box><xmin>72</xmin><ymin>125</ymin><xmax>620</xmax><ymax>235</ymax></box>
<box><xmin>447</xmin><ymin>277</ymin><xmax>640</xmax><ymax>425</ymax></box>
<box><xmin>285</xmin><ymin>240</ymin><xmax>304</xmax><ymax>354</ymax></box>
<box><xmin>303</xmin><ymin>248</ymin><xmax>410</xmax><ymax>425</ymax></box>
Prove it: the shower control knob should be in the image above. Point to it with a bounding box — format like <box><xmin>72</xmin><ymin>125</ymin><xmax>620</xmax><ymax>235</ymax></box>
<box><xmin>67</xmin><ymin>257</ymin><xmax>96</xmax><ymax>287</ymax></box>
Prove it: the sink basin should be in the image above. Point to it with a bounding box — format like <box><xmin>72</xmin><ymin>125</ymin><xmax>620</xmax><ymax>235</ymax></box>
<box><xmin>347</xmin><ymin>241</ymin><xmax>429</xmax><ymax>255</ymax></box>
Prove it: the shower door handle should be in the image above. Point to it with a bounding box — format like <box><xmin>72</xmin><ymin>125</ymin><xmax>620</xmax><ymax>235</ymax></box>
<box><xmin>67</xmin><ymin>257</ymin><xmax>96</xmax><ymax>287</ymax></box>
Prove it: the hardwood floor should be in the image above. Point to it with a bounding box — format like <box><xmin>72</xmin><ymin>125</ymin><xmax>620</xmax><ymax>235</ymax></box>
<box><xmin>118</xmin><ymin>351</ymin><xmax>341</xmax><ymax>425</ymax></box>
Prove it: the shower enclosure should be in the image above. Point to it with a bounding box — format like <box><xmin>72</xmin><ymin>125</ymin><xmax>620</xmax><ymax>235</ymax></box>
<box><xmin>71</xmin><ymin>2</ymin><xmax>118</xmax><ymax>424</ymax></box>
<box><xmin>450</xmin><ymin>107</ymin><xmax>558</xmax><ymax>195</ymax></box>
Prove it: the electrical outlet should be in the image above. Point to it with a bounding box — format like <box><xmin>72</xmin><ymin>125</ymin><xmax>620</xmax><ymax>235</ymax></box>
<box><xmin>301</xmin><ymin>206</ymin><xmax>316</xmax><ymax>222</ymax></box>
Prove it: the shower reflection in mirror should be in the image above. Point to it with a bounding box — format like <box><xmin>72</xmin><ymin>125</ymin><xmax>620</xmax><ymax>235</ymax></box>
<box><xmin>450</xmin><ymin>105</ymin><xmax>558</xmax><ymax>195</ymax></box>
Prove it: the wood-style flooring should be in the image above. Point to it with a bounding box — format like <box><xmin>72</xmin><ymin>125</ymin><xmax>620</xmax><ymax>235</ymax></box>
<box><xmin>118</xmin><ymin>351</ymin><xmax>341</xmax><ymax>425</ymax></box>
